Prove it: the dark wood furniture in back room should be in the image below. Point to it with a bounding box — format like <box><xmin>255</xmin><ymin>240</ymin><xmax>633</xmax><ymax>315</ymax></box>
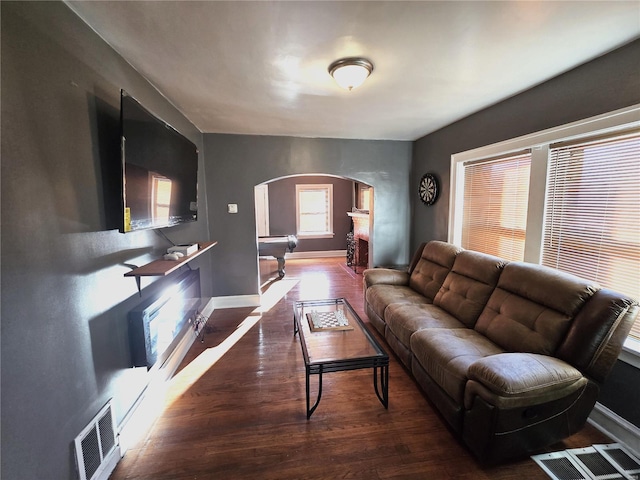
<box><xmin>347</xmin><ymin>211</ymin><xmax>370</xmax><ymax>273</ymax></box>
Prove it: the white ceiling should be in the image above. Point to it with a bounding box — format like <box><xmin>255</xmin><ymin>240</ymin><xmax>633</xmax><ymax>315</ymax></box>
<box><xmin>66</xmin><ymin>1</ymin><xmax>640</xmax><ymax>141</ymax></box>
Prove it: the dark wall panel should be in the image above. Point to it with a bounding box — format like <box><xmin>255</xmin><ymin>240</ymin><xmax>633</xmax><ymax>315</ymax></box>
<box><xmin>596</xmin><ymin>360</ymin><xmax>640</xmax><ymax>428</ymax></box>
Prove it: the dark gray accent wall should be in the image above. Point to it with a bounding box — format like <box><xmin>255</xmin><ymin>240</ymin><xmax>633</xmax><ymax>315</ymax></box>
<box><xmin>597</xmin><ymin>360</ymin><xmax>640</xmax><ymax>428</ymax></box>
<box><xmin>411</xmin><ymin>38</ymin><xmax>640</xmax><ymax>252</ymax></box>
<box><xmin>267</xmin><ymin>175</ymin><xmax>353</xmax><ymax>252</ymax></box>
<box><xmin>1</xmin><ymin>3</ymin><xmax>211</xmax><ymax>479</ymax></box>
<box><xmin>411</xmin><ymin>39</ymin><xmax>640</xmax><ymax>428</ymax></box>
<box><xmin>203</xmin><ymin>134</ymin><xmax>412</xmax><ymax>297</ymax></box>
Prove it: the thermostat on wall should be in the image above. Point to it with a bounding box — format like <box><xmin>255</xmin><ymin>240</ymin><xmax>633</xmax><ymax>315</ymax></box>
<box><xmin>167</xmin><ymin>244</ymin><xmax>198</xmax><ymax>256</ymax></box>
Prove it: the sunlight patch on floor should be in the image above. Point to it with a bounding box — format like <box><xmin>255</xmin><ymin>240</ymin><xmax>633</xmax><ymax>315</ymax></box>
<box><xmin>295</xmin><ymin>272</ymin><xmax>332</xmax><ymax>300</ymax></box>
<box><xmin>165</xmin><ymin>278</ymin><xmax>299</xmax><ymax>405</ymax></box>
<box><xmin>258</xmin><ymin>278</ymin><xmax>299</xmax><ymax>311</ymax></box>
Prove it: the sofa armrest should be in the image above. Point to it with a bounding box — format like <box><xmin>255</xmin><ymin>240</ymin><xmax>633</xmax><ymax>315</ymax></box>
<box><xmin>464</xmin><ymin>353</ymin><xmax>586</xmax><ymax>410</ymax></box>
<box><xmin>363</xmin><ymin>268</ymin><xmax>410</xmax><ymax>289</ymax></box>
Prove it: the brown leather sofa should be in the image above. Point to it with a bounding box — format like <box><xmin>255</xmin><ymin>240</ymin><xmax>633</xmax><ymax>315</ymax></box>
<box><xmin>364</xmin><ymin>240</ymin><xmax>638</xmax><ymax>464</ymax></box>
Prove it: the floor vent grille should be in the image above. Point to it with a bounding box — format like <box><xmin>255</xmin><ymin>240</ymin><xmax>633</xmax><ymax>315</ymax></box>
<box><xmin>533</xmin><ymin>444</ymin><xmax>640</xmax><ymax>480</ymax></box>
<box><xmin>74</xmin><ymin>400</ymin><xmax>120</xmax><ymax>480</ymax></box>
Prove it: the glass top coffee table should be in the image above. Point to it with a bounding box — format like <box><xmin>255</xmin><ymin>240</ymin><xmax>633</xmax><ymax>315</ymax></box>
<box><xmin>293</xmin><ymin>298</ymin><xmax>389</xmax><ymax>419</ymax></box>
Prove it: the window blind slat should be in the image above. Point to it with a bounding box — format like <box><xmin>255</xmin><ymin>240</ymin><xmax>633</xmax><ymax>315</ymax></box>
<box><xmin>542</xmin><ymin>131</ymin><xmax>640</xmax><ymax>339</ymax></box>
<box><xmin>461</xmin><ymin>152</ymin><xmax>531</xmax><ymax>261</ymax></box>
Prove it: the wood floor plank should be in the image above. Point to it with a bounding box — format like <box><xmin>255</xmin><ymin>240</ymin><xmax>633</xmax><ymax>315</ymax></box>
<box><xmin>110</xmin><ymin>257</ymin><xmax>610</xmax><ymax>479</ymax></box>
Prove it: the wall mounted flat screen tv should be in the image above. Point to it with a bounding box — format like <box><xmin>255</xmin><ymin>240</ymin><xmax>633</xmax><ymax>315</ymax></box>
<box><xmin>119</xmin><ymin>90</ymin><xmax>198</xmax><ymax>233</ymax></box>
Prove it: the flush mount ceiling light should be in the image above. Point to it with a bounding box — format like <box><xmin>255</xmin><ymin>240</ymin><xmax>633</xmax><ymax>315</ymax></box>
<box><xmin>328</xmin><ymin>57</ymin><xmax>374</xmax><ymax>91</ymax></box>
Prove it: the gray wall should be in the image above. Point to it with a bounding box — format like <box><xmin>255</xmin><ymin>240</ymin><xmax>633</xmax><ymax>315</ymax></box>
<box><xmin>1</xmin><ymin>3</ymin><xmax>212</xmax><ymax>479</ymax></box>
<box><xmin>597</xmin><ymin>361</ymin><xmax>640</xmax><ymax>428</ymax></box>
<box><xmin>267</xmin><ymin>175</ymin><xmax>353</xmax><ymax>252</ymax></box>
<box><xmin>411</xmin><ymin>39</ymin><xmax>640</xmax><ymax>427</ymax></box>
<box><xmin>411</xmin><ymin>39</ymin><xmax>640</xmax><ymax>252</ymax></box>
<box><xmin>203</xmin><ymin>134</ymin><xmax>412</xmax><ymax>297</ymax></box>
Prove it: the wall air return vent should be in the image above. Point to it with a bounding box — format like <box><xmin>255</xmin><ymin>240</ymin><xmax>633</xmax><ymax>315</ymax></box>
<box><xmin>74</xmin><ymin>400</ymin><xmax>120</xmax><ymax>480</ymax></box>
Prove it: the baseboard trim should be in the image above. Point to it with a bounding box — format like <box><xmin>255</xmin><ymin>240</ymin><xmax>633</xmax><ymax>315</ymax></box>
<box><xmin>118</xmin><ymin>298</ymin><xmax>215</xmax><ymax>455</ymax></box>
<box><xmin>588</xmin><ymin>402</ymin><xmax>640</xmax><ymax>458</ymax></box>
<box><xmin>287</xmin><ymin>250</ymin><xmax>346</xmax><ymax>259</ymax></box>
<box><xmin>211</xmin><ymin>294</ymin><xmax>261</xmax><ymax>308</ymax></box>
<box><xmin>94</xmin><ymin>446</ymin><xmax>121</xmax><ymax>480</ymax></box>
<box><xmin>156</xmin><ymin>297</ymin><xmax>216</xmax><ymax>382</ymax></box>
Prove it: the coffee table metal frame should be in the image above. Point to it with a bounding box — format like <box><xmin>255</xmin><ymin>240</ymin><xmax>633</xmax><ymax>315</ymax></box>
<box><xmin>293</xmin><ymin>298</ymin><xmax>389</xmax><ymax>419</ymax></box>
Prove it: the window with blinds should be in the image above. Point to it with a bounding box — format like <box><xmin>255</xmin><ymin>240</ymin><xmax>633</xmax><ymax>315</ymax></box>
<box><xmin>461</xmin><ymin>151</ymin><xmax>531</xmax><ymax>261</ymax></box>
<box><xmin>542</xmin><ymin>130</ymin><xmax>640</xmax><ymax>339</ymax></box>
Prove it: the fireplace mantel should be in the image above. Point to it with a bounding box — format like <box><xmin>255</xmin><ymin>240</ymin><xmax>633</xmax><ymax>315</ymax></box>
<box><xmin>347</xmin><ymin>212</ymin><xmax>370</xmax><ymax>272</ymax></box>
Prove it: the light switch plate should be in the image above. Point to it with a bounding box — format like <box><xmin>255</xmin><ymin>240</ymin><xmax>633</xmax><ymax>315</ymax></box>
<box><xmin>227</xmin><ymin>203</ymin><xmax>238</xmax><ymax>214</ymax></box>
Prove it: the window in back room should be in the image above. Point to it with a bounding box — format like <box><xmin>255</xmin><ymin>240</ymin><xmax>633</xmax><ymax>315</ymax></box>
<box><xmin>296</xmin><ymin>183</ymin><xmax>334</xmax><ymax>238</ymax></box>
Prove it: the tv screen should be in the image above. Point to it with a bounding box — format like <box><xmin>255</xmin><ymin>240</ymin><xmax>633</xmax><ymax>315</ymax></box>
<box><xmin>119</xmin><ymin>90</ymin><xmax>198</xmax><ymax>233</ymax></box>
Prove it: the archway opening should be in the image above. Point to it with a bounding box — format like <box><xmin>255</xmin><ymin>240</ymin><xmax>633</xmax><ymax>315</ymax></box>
<box><xmin>254</xmin><ymin>174</ymin><xmax>373</xmax><ymax>288</ymax></box>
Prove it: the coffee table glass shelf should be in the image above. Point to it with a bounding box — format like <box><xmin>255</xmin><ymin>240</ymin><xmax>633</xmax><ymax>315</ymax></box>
<box><xmin>293</xmin><ymin>298</ymin><xmax>389</xmax><ymax>419</ymax></box>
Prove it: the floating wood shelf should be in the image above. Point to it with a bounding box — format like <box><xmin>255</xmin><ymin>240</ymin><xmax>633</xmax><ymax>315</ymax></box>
<box><xmin>125</xmin><ymin>241</ymin><xmax>217</xmax><ymax>278</ymax></box>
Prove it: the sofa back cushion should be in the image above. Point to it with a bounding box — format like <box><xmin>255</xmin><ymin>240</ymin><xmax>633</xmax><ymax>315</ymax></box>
<box><xmin>409</xmin><ymin>241</ymin><xmax>462</xmax><ymax>302</ymax></box>
<box><xmin>433</xmin><ymin>250</ymin><xmax>506</xmax><ymax>327</ymax></box>
<box><xmin>475</xmin><ymin>262</ymin><xmax>598</xmax><ymax>355</ymax></box>
<box><xmin>407</xmin><ymin>242</ymin><xmax>427</xmax><ymax>275</ymax></box>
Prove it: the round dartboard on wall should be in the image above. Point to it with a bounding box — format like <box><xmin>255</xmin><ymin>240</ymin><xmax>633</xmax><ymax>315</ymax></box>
<box><xmin>419</xmin><ymin>173</ymin><xmax>439</xmax><ymax>205</ymax></box>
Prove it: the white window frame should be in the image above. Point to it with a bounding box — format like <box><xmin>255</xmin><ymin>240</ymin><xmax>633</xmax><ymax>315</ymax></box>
<box><xmin>449</xmin><ymin>104</ymin><xmax>640</xmax><ymax>361</ymax></box>
<box><xmin>295</xmin><ymin>184</ymin><xmax>335</xmax><ymax>239</ymax></box>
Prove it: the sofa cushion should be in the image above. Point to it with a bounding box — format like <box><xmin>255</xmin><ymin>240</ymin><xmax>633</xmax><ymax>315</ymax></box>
<box><xmin>365</xmin><ymin>284</ymin><xmax>430</xmax><ymax>321</ymax></box>
<box><xmin>433</xmin><ymin>250</ymin><xmax>505</xmax><ymax>327</ymax></box>
<box><xmin>386</xmin><ymin>304</ymin><xmax>467</xmax><ymax>347</ymax></box>
<box><xmin>411</xmin><ymin>329</ymin><xmax>505</xmax><ymax>403</ymax></box>
<box><xmin>468</xmin><ymin>353</ymin><xmax>583</xmax><ymax>398</ymax></box>
<box><xmin>407</xmin><ymin>242</ymin><xmax>427</xmax><ymax>275</ymax></box>
<box><xmin>475</xmin><ymin>262</ymin><xmax>598</xmax><ymax>355</ymax></box>
<box><xmin>409</xmin><ymin>241</ymin><xmax>461</xmax><ymax>302</ymax></box>
<box><xmin>363</xmin><ymin>268</ymin><xmax>410</xmax><ymax>289</ymax></box>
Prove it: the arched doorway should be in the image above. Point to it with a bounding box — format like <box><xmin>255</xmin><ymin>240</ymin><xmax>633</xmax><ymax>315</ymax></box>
<box><xmin>254</xmin><ymin>174</ymin><xmax>373</xmax><ymax>286</ymax></box>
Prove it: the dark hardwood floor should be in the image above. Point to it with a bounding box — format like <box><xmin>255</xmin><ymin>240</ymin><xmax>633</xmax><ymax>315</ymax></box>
<box><xmin>110</xmin><ymin>257</ymin><xmax>610</xmax><ymax>479</ymax></box>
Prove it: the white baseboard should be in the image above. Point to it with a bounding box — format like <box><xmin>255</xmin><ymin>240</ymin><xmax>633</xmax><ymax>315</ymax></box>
<box><xmin>287</xmin><ymin>250</ymin><xmax>346</xmax><ymax>259</ymax></box>
<box><xmin>199</xmin><ymin>297</ymin><xmax>216</xmax><ymax>320</ymax></box>
<box><xmin>620</xmin><ymin>338</ymin><xmax>640</xmax><ymax>368</ymax></box>
<box><xmin>94</xmin><ymin>446</ymin><xmax>121</xmax><ymax>480</ymax></box>
<box><xmin>211</xmin><ymin>294</ymin><xmax>261</xmax><ymax>308</ymax></box>
<box><xmin>588</xmin><ymin>402</ymin><xmax>640</xmax><ymax>458</ymax></box>
<box><xmin>118</xmin><ymin>298</ymin><xmax>215</xmax><ymax>455</ymax></box>
<box><xmin>157</xmin><ymin>298</ymin><xmax>216</xmax><ymax>382</ymax></box>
